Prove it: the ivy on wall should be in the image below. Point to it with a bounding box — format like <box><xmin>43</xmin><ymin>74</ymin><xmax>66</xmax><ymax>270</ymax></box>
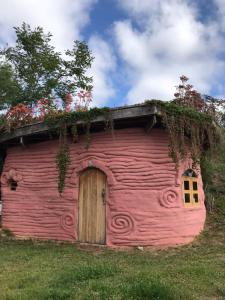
<box><xmin>145</xmin><ymin>100</ymin><xmax>222</xmax><ymax>169</ymax></box>
<box><xmin>44</xmin><ymin>107</ymin><xmax>111</xmax><ymax>194</ymax></box>
<box><xmin>57</xmin><ymin>123</ymin><xmax>70</xmax><ymax>194</ymax></box>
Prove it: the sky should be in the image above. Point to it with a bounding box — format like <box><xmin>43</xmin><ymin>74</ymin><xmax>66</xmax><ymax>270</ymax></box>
<box><xmin>0</xmin><ymin>0</ymin><xmax>225</xmax><ymax>107</ymax></box>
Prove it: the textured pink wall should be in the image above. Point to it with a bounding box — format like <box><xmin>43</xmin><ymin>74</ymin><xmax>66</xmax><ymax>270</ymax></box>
<box><xmin>1</xmin><ymin>128</ymin><xmax>206</xmax><ymax>247</ymax></box>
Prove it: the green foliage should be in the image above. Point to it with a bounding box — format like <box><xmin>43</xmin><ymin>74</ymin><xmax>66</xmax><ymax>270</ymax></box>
<box><xmin>200</xmin><ymin>129</ymin><xmax>225</xmax><ymax>214</ymax></box>
<box><xmin>71</xmin><ymin>124</ymin><xmax>78</xmax><ymax>143</ymax></box>
<box><xmin>125</xmin><ymin>276</ymin><xmax>181</xmax><ymax>300</ymax></box>
<box><xmin>56</xmin><ymin>123</ymin><xmax>70</xmax><ymax>194</ymax></box>
<box><xmin>34</xmin><ymin>264</ymin><xmax>119</xmax><ymax>300</ymax></box>
<box><xmin>1</xmin><ymin>228</ymin><xmax>15</xmax><ymax>238</ymax></box>
<box><xmin>57</xmin><ymin>144</ymin><xmax>70</xmax><ymax>194</ymax></box>
<box><xmin>0</xmin><ymin>62</ymin><xmax>22</xmax><ymax>109</ymax></box>
<box><xmin>147</xmin><ymin>99</ymin><xmax>212</xmax><ymax>123</ymax></box>
<box><xmin>60</xmin><ymin>41</ymin><xmax>93</xmax><ymax>97</ymax></box>
<box><xmin>48</xmin><ymin>107</ymin><xmax>111</xmax><ymax>193</ymax></box>
<box><xmin>201</xmin><ymin>134</ymin><xmax>225</xmax><ymax>194</ymax></box>
<box><xmin>52</xmin><ymin>264</ymin><xmax>119</xmax><ymax>286</ymax></box>
<box><xmin>145</xmin><ymin>100</ymin><xmax>222</xmax><ymax>167</ymax></box>
<box><xmin>0</xmin><ymin>23</ymin><xmax>93</xmax><ymax>107</ymax></box>
<box><xmin>44</xmin><ymin>106</ymin><xmax>111</xmax><ymax>127</ymax></box>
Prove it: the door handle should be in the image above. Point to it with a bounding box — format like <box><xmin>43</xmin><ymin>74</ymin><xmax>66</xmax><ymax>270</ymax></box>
<box><xmin>102</xmin><ymin>189</ymin><xmax>106</xmax><ymax>205</ymax></box>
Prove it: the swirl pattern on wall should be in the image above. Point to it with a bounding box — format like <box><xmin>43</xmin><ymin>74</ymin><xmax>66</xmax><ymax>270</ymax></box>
<box><xmin>111</xmin><ymin>213</ymin><xmax>134</xmax><ymax>234</ymax></box>
<box><xmin>60</xmin><ymin>214</ymin><xmax>75</xmax><ymax>231</ymax></box>
<box><xmin>159</xmin><ymin>189</ymin><xmax>179</xmax><ymax>208</ymax></box>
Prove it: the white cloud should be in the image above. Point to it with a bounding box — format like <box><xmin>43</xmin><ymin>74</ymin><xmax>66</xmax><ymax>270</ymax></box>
<box><xmin>0</xmin><ymin>0</ymin><xmax>96</xmax><ymax>51</ymax></box>
<box><xmin>88</xmin><ymin>35</ymin><xmax>116</xmax><ymax>106</ymax></box>
<box><xmin>114</xmin><ymin>0</ymin><xmax>225</xmax><ymax>103</ymax></box>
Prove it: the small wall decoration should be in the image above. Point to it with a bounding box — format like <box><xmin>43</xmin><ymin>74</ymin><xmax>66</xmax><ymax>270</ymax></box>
<box><xmin>60</xmin><ymin>213</ymin><xmax>75</xmax><ymax>231</ymax></box>
<box><xmin>159</xmin><ymin>188</ymin><xmax>180</xmax><ymax>208</ymax></box>
<box><xmin>1</xmin><ymin>169</ymin><xmax>23</xmax><ymax>186</ymax></box>
<box><xmin>111</xmin><ymin>212</ymin><xmax>134</xmax><ymax>234</ymax></box>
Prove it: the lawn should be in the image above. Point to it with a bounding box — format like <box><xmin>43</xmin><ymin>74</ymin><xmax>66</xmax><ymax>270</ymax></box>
<box><xmin>1</xmin><ymin>199</ymin><xmax>225</xmax><ymax>300</ymax></box>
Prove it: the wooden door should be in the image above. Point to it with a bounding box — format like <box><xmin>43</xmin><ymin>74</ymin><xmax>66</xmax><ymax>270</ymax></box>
<box><xmin>78</xmin><ymin>168</ymin><xmax>106</xmax><ymax>244</ymax></box>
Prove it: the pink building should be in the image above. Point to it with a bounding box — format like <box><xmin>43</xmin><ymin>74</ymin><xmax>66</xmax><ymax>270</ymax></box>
<box><xmin>0</xmin><ymin>104</ymin><xmax>206</xmax><ymax>247</ymax></box>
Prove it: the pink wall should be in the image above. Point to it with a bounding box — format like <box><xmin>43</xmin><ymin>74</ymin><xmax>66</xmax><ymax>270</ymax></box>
<box><xmin>1</xmin><ymin>128</ymin><xmax>206</xmax><ymax>247</ymax></box>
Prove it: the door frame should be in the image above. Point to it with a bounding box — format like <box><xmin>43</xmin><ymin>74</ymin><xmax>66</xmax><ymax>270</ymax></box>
<box><xmin>77</xmin><ymin>166</ymin><xmax>108</xmax><ymax>244</ymax></box>
<box><xmin>75</xmin><ymin>159</ymin><xmax>115</xmax><ymax>245</ymax></box>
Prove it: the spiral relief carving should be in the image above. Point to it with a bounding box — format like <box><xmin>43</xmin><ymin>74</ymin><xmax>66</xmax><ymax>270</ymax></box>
<box><xmin>111</xmin><ymin>213</ymin><xmax>134</xmax><ymax>234</ymax></box>
<box><xmin>60</xmin><ymin>214</ymin><xmax>75</xmax><ymax>231</ymax></box>
<box><xmin>159</xmin><ymin>189</ymin><xmax>179</xmax><ymax>208</ymax></box>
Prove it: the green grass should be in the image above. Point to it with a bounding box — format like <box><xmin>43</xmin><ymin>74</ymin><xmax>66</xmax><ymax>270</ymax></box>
<box><xmin>1</xmin><ymin>198</ymin><xmax>225</xmax><ymax>300</ymax></box>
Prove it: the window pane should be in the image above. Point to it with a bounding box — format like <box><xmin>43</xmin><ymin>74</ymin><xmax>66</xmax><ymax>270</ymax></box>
<box><xmin>193</xmin><ymin>194</ymin><xmax>199</xmax><ymax>203</ymax></box>
<box><xmin>193</xmin><ymin>181</ymin><xmax>198</xmax><ymax>191</ymax></box>
<box><xmin>184</xmin><ymin>181</ymin><xmax>190</xmax><ymax>190</ymax></box>
<box><xmin>184</xmin><ymin>193</ymin><xmax>190</xmax><ymax>203</ymax></box>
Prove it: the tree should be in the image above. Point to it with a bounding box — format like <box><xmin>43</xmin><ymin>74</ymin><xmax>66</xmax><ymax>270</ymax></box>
<box><xmin>0</xmin><ymin>62</ymin><xmax>21</xmax><ymax>109</ymax></box>
<box><xmin>0</xmin><ymin>23</ymin><xmax>93</xmax><ymax>109</ymax></box>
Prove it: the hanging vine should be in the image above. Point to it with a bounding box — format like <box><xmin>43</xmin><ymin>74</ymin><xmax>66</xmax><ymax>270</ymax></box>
<box><xmin>71</xmin><ymin>124</ymin><xmax>78</xmax><ymax>143</ymax></box>
<box><xmin>145</xmin><ymin>100</ymin><xmax>222</xmax><ymax>169</ymax></box>
<box><xmin>84</xmin><ymin>121</ymin><xmax>91</xmax><ymax>149</ymax></box>
<box><xmin>44</xmin><ymin>107</ymin><xmax>112</xmax><ymax>193</ymax></box>
<box><xmin>56</xmin><ymin>122</ymin><xmax>70</xmax><ymax>194</ymax></box>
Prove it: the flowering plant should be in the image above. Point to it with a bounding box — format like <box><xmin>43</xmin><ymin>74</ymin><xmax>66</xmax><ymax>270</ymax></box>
<box><xmin>174</xmin><ymin>75</ymin><xmax>205</xmax><ymax>111</ymax></box>
<box><xmin>64</xmin><ymin>94</ymin><xmax>73</xmax><ymax>112</ymax></box>
<box><xmin>36</xmin><ymin>98</ymin><xmax>58</xmax><ymax>119</ymax></box>
<box><xmin>74</xmin><ymin>90</ymin><xmax>92</xmax><ymax>112</ymax></box>
<box><xmin>174</xmin><ymin>75</ymin><xmax>225</xmax><ymax>124</ymax></box>
<box><xmin>5</xmin><ymin>103</ymin><xmax>32</xmax><ymax>130</ymax></box>
<box><xmin>2</xmin><ymin>88</ymin><xmax>93</xmax><ymax>132</ymax></box>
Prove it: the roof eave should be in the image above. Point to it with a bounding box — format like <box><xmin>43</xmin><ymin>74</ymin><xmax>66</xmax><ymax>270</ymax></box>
<box><xmin>0</xmin><ymin>104</ymin><xmax>160</xmax><ymax>144</ymax></box>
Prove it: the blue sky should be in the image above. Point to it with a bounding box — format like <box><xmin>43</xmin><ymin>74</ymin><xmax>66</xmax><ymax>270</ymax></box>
<box><xmin>0</xmin><ymin>0</ymin><xmax>225</xmax><ymax>107</ymax></box>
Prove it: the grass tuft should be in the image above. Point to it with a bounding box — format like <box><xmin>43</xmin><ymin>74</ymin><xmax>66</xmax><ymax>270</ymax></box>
<box><xmin>124</xmin><ymin>276</ymin><xmax>186</xmax><ymax>300</ymax></box>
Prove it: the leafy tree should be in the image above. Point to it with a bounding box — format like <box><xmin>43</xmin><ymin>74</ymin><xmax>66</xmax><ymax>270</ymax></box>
<box><xmin>0</xmin><ymin>62</ymin><xmax>21</xmax><ymax>109</ymax></box>
<box><xmin>0</xmin><ymin>23</ymin><xmax>93</xmax><ymax>109</ymax></box>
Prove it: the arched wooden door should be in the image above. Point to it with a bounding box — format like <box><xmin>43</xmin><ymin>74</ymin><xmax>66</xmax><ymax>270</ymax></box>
<box><xmin>78</xmin><ymin>168</ymin><xmax>107</xmax><ymax>244</ymax></box>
